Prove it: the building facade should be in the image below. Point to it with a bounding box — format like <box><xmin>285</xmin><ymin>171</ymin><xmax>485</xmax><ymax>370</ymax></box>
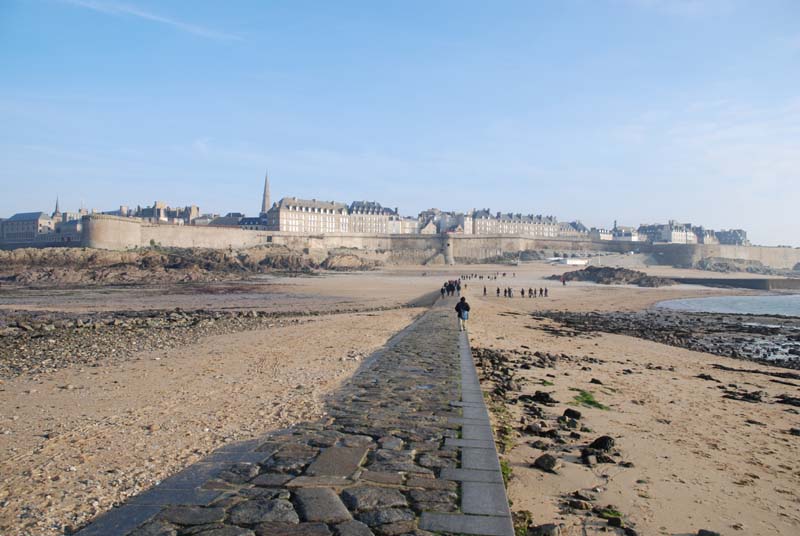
<box><xmin>266</xmin><ymin>197</ymin><xmax>350</xmax><ymax>234</ymax></box>
<box><xmin>715</xmin><ymin>229</ymin><xmax>749</xmax><ymax>246</ymax></box>
<box><xmin>348</xmin><ymin>201</ymin><xmax>397</xmax><ymax>234</ymax></box>
<box><xmin>0</xmin><ymin>212</ymin><xmax>54</xmax><ymax>241</ymax></box>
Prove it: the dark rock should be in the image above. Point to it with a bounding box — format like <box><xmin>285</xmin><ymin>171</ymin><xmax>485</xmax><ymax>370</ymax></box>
<box><xmin>530</xmin><ymin>440</ymin><xmax>550</xmax><ymax>450</ymax></box>
<box><xmin>533</xmin><ymin>453</ymin><xmax>558</xmax><ymax>473</ymax></box>
<box><xmin>608</xmin><ymin>517</ymin><xmax>623</xmax><ymax>527</ymax></box>
<box><xmin>588</xmin><ymin>436</ymin><xmax>615</xmax><ymax>451</ymax></box>
<box><xmin>696</xmin><ymin>373</ymin><xmax>719</xmax><ymax>382</ymax></box>
<box><xmin>568</xmin><ymin>499</ymin><xmax>592</xmax><ymax>510</ymax></box>
<box><xmin>563</xmin><ymin>408</ymin><xmax>582</xmax><ymax>420</ymax></box>
<box><xmin>529</xmin><ymin>523</ymin><xmax>560</xmax><ymax>536</ymax></box>
<box><xmin>532</xmin><ymin>391</ymin><xmax>558</xmax><ymax>405</ymax></box>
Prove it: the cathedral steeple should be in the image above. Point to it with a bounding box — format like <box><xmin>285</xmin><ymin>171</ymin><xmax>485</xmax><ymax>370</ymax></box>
<box><xmin>260</xmin><ymin>170</ymin><xmax>270</xmax><ymax>216</ymax></box>
<box><xmin>53</xmin><ymin>196</ymin><xmax>61</xmax><ymax>218</ymax></box>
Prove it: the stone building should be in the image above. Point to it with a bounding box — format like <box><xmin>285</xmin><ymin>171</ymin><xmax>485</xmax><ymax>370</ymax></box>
<box><xmin>589</xmin><ymin>227</ymin><xmax>613</xmax><ymax>241</ymax></box>
<box><xmin>134</xmin><ymin>201</ymin><xmax>200</xmax><ymax>224</ymax></box>
<box><xmin>348</xmin><ymin>201</ymin><xmax>397</xmax><ymax>234</ymax></box>
<box><xmin>715</xmin><ymin>229</ymin><xmax>749</xmax><ymax>246</ymax></box>
<box><xmin>266</xmin><ymin>197</ymin><xmax>350</xmax><ymax>234</ymax></box>
<box><xmin>472</xmin><ymin>209</ymin><xmax>498</xmax><ymax>234</ymax></box>
<box><xmin>693</xmin><ymin>226</ymin><xmax>719</xmax><ymax>244</ymax></box>
<box><xmin>638</xmin><ymin>221</ymin><xmax>698</xmax><ymax>244</ymax></box>
<box><xmin>612</xmin><ymin>225</ymin><xmax>641</xmax><ymax>242</ymax></box>
<box><xmin>492</xmin><ymin>213</ymin><xmax>560</xmax><ymax>238</ymax></box>
<box><xmin>0</xmin><ymin>212</ymin><xmax>54</xmax><ymax>241</ymax></box>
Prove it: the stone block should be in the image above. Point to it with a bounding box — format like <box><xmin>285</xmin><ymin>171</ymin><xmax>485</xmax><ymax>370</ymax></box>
<box><xmin>419</xmin><ymin>513</ymin><xmax>514</xmax><ymax>536</ymax></box>
<box><xmin>306</xmin><ymin>447</ymin><xmax>368</xmax><ymax>477</ymax></box>
<box><xmin>461</xmin><ymin>481</ymin><xmax>510</xmax><ymax>516</ymax></box>
<box><xmin>293</xmin><ymin>488</ymin><xmax>352</xmax><ymax>523</ymax></box>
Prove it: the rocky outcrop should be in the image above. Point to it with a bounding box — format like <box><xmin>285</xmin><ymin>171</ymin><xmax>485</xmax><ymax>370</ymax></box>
<box><xmin>550</xmin><ymin>266</ymin><xmax>675</xmax><ymax>287</ymax></box>
<box><xmin>0</xmin><ymin>246</ymin><xmax>383</xmax><ymax>287</ymax></box>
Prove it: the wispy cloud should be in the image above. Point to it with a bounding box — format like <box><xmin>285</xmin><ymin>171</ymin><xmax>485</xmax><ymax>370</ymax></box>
<box><xmin>59</xmin><ymin>0</ymin><xmax>242</xmax><ymax>41</ymax></box>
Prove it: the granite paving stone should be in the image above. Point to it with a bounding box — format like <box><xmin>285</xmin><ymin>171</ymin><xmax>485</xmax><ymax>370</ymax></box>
<box><xmin>157</xmin><ymin>506</ymin><xmax>226</xmax><ymax>525</ymax></box>
<box><xmin>356</xmin><ymin>508</ymin><xmax>416</xmax><ymax>526</ymax></box>
<box><xmin>293</xmin><ymin>488</ymin><xmax>353</xmax><ymax>523</ymax></box>
<box><xmin>341</xmin><ymin>486</ymin><xmax>407</xmax><ymax>512</ymax></box>
<box><xmin>306</xmin><ymin>447</ymin><xmax>368</xmax><ymax>477</ymax></box>
<box><xmin>334</xmin><ymin>519</ymin><xmax>375</xmax><ymax>536</ymax></box>
<box><xmin>228</xmin><ymin>498</ymin><xmax>300</xmax><ymax>524</ymax></box>
<box><xmin>189</xmin><ymin>527</ymin><xmax>254</xmax><ymax>536</ymax></box>
<box><xmin>253</xmin><ymin>522</ymin><xmax>333</xmax><ymax>536</ymax></box>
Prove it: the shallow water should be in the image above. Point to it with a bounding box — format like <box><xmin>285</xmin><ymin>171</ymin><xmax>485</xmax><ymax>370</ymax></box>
<box><xmin>657</xmin><ymin>294</ymin><xmax>800</xmax><ymax>317</ymax></box>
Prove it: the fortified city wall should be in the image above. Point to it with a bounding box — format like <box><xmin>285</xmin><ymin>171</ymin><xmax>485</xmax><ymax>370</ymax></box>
<box><xmin>66</xmin><ymin>214</ymin><xmax>800</xmax><ymax>270</ymax></box>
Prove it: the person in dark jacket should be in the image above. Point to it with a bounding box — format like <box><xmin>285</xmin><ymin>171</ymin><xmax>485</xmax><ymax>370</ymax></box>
<box><xmin>455</xmin><ymin>297</ymin><xmax>471</xmax><ymax>331</ymax></box>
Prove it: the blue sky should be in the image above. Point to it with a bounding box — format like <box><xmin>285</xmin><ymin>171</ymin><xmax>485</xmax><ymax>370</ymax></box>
<box><xmin>1</xmin><ymin>0</ymin><xmax>798</xmax><ymax>245</ymax></box>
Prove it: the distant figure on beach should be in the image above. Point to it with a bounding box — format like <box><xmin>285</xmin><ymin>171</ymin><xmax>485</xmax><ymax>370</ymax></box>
<box><xmin>440</xmin><ymin>286</ymin><xmax>446</xmax><ymax>299</ymax></box>
<box><xmin>456</xmin><ymin>281</ymin><xmax>461</xmax><ymax>296</ymax></box>
<box><xmin>496</xmin><ymin>287</ymin><xmax>500</xmax><ymax>297</ymax></box>
<box><xmin>528</xmin><ymin>288</ymin><xmax>533</xmax><ymax>298</ymax></box>
<box><xmin>455</xmin><ymin>297</ymin><xmax>470</xmax><ymax>331</ymax></box>
<box><xmin>483</xmin><ymin>286</ymin><xmax>487</xmax><ymax>296</ymax></box>
<box><xmin>539</xmin><ymin>288</ymin><xmax>544</xmax><ymax>297</ymax></box>
<box><xmin>560</xmin><ymin>275</ymin><xmax>566</xmax><ymax>286</ymax></box>
<box><xmin>544</xmin><ymin>288</ymin><xmax>549</xmax><ymax>297</ymax></box>
<box><xmin>520</xmin><ymin>288</ymin><xmax>525</xmax><ymax>298</ymax></box>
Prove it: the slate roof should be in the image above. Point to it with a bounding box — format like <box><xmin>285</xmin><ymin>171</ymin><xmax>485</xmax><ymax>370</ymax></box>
<box><xmin>8</xmin><ymin>212</ymin><xmax>49</xmax><ymax>221</ymax></box>
<box><xmin>277</xmin><ymin>197</ymin><xmax>348</xmax><ymax>211</ymax></box>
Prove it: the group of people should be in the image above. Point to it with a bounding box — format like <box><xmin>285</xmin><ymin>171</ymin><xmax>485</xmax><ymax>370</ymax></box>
<box><xmin>440</xmin><ymin>279</ymin><xmax>461</xmax><ymax>297</ymax></box>
<box><xmin>460</xmin><ymin>272</ymin><xmax>514</xmax><ymax>281</ymax></box>
<box><xmin>488</xmin><ymin>286</ymin><xmax>548</xmax><ymax>298</ymax></box>
<box><xmin>439</xmin><ymin>273</ymin><xmax>553</xmax><ymax>332</ymax></box>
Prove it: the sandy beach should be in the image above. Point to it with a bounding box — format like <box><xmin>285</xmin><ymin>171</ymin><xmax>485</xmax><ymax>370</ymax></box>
<box><xmin>0</xmin><ymin>263</ymin><xmax>797</xmax><ymax>535</ymax></box>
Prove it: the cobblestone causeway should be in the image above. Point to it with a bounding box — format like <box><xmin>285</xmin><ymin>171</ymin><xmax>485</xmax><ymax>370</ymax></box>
<box><xmin>75</xmin><ymin>299</ymin><xmax>513</xmax><ymax>536</ymax></box>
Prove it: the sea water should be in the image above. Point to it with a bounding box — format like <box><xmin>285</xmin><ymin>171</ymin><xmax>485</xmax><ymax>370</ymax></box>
<box><xmin>657</xmin><ymin>294</ymin><xmax>800</xmax><ymax>317</ymax></box>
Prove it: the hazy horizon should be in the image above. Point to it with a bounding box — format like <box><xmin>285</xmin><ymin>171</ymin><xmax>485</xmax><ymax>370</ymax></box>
<box><xmin>1</xmin><ymin>0</ymin><xmax>798</xmax><ymax>246</ymax></box>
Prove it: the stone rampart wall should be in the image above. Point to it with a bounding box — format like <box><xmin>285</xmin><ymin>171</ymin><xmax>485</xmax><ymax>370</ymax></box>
<box><xmin>72</xmin><ymin>215</ymin><xmax>800</xmax><ymax>269</ymax></box>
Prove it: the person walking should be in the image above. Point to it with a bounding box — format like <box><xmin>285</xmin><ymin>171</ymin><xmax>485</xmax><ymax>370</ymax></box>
<box><xmin>440</xmin><ymin>286</ymin><xmax>446</xmax><ymax>299</ymax></box>
<box><xmin>544</xmin><ymin>288</ymin><xmax>549</xmax><ymax>297</ymax></box>
<box><xmin>456</xmin><ymin>296</ymin><xmax>469</xmax><ymax>331</ymax></box>
<box><xmin>483</xmin><ymin>286</ymin><xmax>487</xmax><ymax>296</ymax></box>
<box><xmin>455</xmin><ymin>297</ymin><xmax>471</xmax><ymax>332</ymax></box>
<box><xmin>496</xmin><ymin>287</ymin><xmax>500</xmax><ymax>297</ymax></box>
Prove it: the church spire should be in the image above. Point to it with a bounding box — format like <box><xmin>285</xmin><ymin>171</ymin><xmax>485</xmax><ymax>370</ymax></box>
<box><xmin>260</xmin><ymin>170</ymin><xmax>270</xmax><ymax>216</ymax></box>
<box><xmin>53</xmin><ymin>196</ymin><xmax>60</xmax><ymax>217</ymax></box>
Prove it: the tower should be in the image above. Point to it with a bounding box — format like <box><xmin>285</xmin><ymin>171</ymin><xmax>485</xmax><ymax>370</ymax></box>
<box><xmin>53</xmin><ymin>197</ymin><xmax>61</xmax><ymax>219</ymax></box>
<box><xmin>260</xmin><ymin>170</ymin><xmax>270</xmax><ymax>217</ymax></box>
